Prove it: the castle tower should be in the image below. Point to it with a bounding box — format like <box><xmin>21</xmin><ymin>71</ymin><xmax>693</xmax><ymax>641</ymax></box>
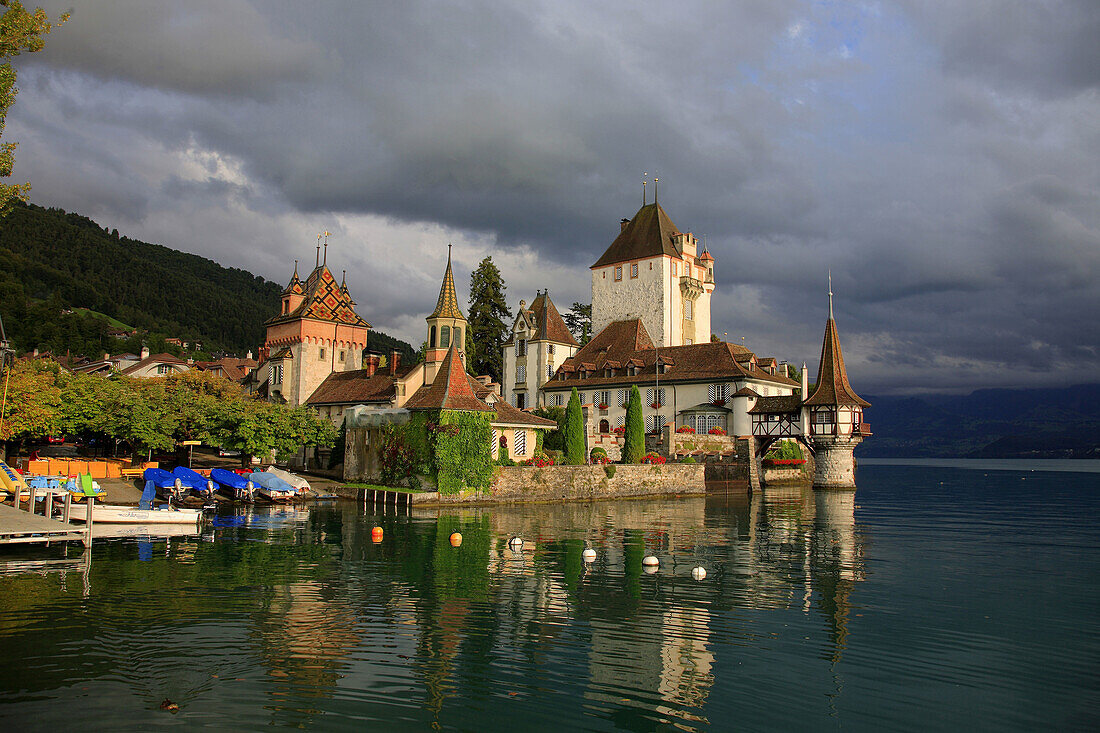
<box><xmin>804</xmin><ymin>284</ymin><xmax>870</xmax><ymax>489</ymax></box>
<box><xmin>590</xmin><ymin>202</ymin><xmax>714</xmax><ymax>348</ymax></box>
<box><xmin>263</xmin><ymin>251</ymin><xmax>371</xmax><ymax>407</ymax></box>
<box><xmin>424</xmin><ymin>246</ymin><xmax>467</xmax><ymax>384</ymax></box>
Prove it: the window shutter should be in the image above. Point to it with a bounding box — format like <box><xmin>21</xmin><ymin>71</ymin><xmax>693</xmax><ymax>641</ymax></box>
<box><xmin>492</xmin><ymin>430</ymin><xmax>499</xmax><ymax>458</ymax></box>
<box><xmin>515</xmin><ymin>430</ymin><xmax>527</xmax><ymax>456</ymax></box>
<box><xmin>618</xmin><ymin>389</ymin><xmax>629</xmax><ymax>407</ymax></box>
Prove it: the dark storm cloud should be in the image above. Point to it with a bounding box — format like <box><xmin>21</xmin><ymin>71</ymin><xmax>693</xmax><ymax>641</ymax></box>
<box><xmin>6</xmin><ymin>1</ymin><xmax>1099</xmax><ymax>393</ymax></box>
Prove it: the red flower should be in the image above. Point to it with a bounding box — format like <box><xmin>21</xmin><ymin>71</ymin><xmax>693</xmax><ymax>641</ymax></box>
<box><xmin>707</xmin><ymin>427</ymin><xmax>727</xmax><ymax>436</ymax></box>
<box><xmin>613</xmin><ymin>426</ymin><xmax>625</xmax><ymax>435</ymax></box>
<box><xmin>676</xmin><ymin>426</ymin><xmax>695</xmax><ymax>434</ymax></box>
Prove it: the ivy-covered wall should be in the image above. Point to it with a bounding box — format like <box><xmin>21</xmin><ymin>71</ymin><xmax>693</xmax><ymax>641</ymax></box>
<box><xmin>435</xmin><ymin>410</ymin><xmax>494</xmax><ymax>495</ymax></box>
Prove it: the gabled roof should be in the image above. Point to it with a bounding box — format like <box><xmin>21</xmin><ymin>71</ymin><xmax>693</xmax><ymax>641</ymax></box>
<box><xmin>120</xmin><ymin>352</ymin><xmax>188</xmax><ymax>375</ymax></box>
<box><xmin>306</xmin><ymin>363</ymin><xmax>418</xmax><ymax>406</ymax></box>
<box><xmin>527</xmin><ymin>292</ymin><xmax>578</xmax><ymax>346</ymax></box>
<box><xmin>429</xmin><ymin>248</ymin><xmax>465</xmax><ymax>320</ymax></box>
<box><xmin>266</xmin><ymin>265</ymin><xmax>370</xmax><ymax>328</ymax></box>
<box><xmin>404</xmin><ymin>345</ymin><xmax>492</xmax><ymax>412</ymax></box>
<box><xmin>804</xmin><ymin>318</ymin><xmax>870</xmax><ymax>408</ymax></box>
<box><xmin>592</xmin><ymin>203</ymin><xmax>682</xmax><ymax>268</ymax></box>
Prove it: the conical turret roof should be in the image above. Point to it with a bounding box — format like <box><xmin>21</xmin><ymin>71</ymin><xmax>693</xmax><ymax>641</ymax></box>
<box><xmin>429</xmin><ymin>247</ymin><xmax>465</xmax><ymax>320</ymax></box>
<box><xmin>804</xmin><ymin>317</ymin><xmax>870</xmax><ymax>408</ymax></box>
<box><xmin>283</xmin><ymin>261</ymin><xmax>304</xmax><ymax>295</ymax></box>
<box><xmin>404</xmin><ymin>343</ymin><xmax>492</xmax><ymax>412</ymax></box>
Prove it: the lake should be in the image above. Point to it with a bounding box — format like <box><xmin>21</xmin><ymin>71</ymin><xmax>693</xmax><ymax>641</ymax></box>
<box><xmin>1</xmin><ymin>460</ymin><xmax>1097</xmax><ymax>731</ymax></box>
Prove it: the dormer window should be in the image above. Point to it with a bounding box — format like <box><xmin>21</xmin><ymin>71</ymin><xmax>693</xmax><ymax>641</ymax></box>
<box><xmin>282</xmin><ymin>299</ymin><xmax>290</xmax><ymax>314</ymax></box>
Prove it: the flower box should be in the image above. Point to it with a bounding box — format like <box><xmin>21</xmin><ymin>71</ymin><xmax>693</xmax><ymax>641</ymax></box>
<box><xmin>598</xmin><ymin>403</ymin><xmax>609</xmax><ymax>410</ymax></box>
<box><xmin>711</xmin><ymin>399</ymin><xmax>726</xmax><ymax>407</ymax></box>
<box><xmin>707</xmin><ymin>427</ymin><xmax>727</xmax><ymax>436</ymax></box>
<box><xmin>762</xmin><ymin>458</ymin><xmax>806</xmax><ymax>467</ymax></box>
<box><xmin>642</xmin><ymin>453</ymin><xmax>666</xmax><ymax>465</ymax></box>
<box><xmin>676</xmin><ymin>426</ymin><xmax>695</xmax><ymax>434</ymax></box>
<box><xmin>650</xmin><ymin>402</ymin><xmax>662</xmax><ymax>409</ymax></box>
<box><xmin>613</xmin><ymin>426</ymin><xmax>625</xmax><ymax>435</ymax></box>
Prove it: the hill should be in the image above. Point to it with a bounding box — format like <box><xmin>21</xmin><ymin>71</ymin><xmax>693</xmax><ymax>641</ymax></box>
<box><xmin>860</xmin><ymin>384</ymin><xmax>1100</xmax><ymax>458</ymax></box>
<box><xmin>0</xmin><ymin>201</ymin><xmax>415</xmax><ymax>363</ymax></box>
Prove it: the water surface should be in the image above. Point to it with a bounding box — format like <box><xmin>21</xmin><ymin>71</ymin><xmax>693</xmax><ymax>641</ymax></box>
<box><xmin>0</xmin><ymin>464</ymin><xmax>1097</xmax><ymax>731</ymax></box>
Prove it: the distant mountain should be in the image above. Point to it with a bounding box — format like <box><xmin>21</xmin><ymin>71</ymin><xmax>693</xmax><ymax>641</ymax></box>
<box><xmin>860</xmin><ymin>384</ymin><xmax>1100</xmax><ymax>458</ymax></box>
<box><xmin>0</xmin><ymin>201</ymin><xmax>415</xmax><ymax>362</ymax></box>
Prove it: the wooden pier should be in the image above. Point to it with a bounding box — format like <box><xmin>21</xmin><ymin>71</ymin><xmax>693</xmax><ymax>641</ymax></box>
<box><xmin>0</xmin><ymin>490</ymin><xmax>93</xmax><ymax>547</ymax></box>
<box><xmin>361</xmin><ymin>488</ymin><xmax>412</xmax><ymax>514</ymax></box>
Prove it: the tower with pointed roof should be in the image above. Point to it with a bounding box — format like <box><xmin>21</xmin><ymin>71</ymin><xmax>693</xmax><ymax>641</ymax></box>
<box><xmin>424</xmin><ymin>246</ymin><xmax>468</xmax><ymax>384</ymax></box>
<box><xmin>262</xmin><ymin>248</ymin><xmax>371</xmax><ymax>407</ymax></box>
<box><xmin>591</xmin><ymin>201</ymin><xmax>715</xmax><ymax>348</ymax></box>
<box><xmin>804</xmin><ymin>283</ymin><xmax>871</xmax><ymax>488</ymax></box>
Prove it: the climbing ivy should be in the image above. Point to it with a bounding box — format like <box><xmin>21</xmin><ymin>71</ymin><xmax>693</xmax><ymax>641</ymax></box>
<box><xmin>434</xmin><ymin>410</ymin><xmax>494</xmax><ymax>495</ymax></box>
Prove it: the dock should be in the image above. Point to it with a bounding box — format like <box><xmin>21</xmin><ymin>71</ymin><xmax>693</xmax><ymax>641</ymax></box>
<box><xmin>0</xmin><ymin>492</ymin><xmax>93</xmax><ymax>547</ymax></box>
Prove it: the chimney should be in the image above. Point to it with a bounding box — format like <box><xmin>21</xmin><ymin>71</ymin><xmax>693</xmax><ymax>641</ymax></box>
<box><xmin>140</xmin><ymin>346</ymin><xmax>150</xmax><ymax>360</ymax></box>
<box><xmin>246</xmin><ymin>350</ymin><xmax>253</xmax><ymax>360</ymax></box>
<box><xmin>620</xmin><ymin>218</ymin><xmax>630</xmax><ymax>231</ymax></box>
<box><xmin>365</xmin><ymin>354</ymin><xmax>379</xmax><ymax>377</ymax></box>
<box><xmin>390</xmin><ymin>349</ymin><xmax>400</xmax><ymax>376</ymax></box>
<box><xmin>33</xmin><ymin>347</ymin><xmax>39</xmax><ymax>357</ymax></box>
<box><xmin>801</xmin><ymin>363</ymin><xmax>809</xmax><ymax>398</ymax></box>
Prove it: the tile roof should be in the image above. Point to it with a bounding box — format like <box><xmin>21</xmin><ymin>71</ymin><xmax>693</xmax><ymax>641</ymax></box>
<box><xmin>282</xmin><ymin>261</ymin><xmax>304</xmax><ymax>295</ymax></box>
<box><xmin>404</xmin><ymin>345</ymin><xmax>492</xmax><ymax>412</ymax></box>
<box><xmin>265</xmin><ymin>264</ymin><xmax>370</xmax><ymax>328</ymax></box>
<box><xmin>528</xmin><ymin>292</ymin><xmax>578</xmax><ymax>346</ymax></box>
<box><xmin>543</xmin><ymin>319</ymin><xmax>799</xmax><ymax>390</ymax></box>
<box><xmin>804</xmin><ymin>318</ymin><xmax>870</xmax><ymax>408</ymax></box>
<box><xmin>592</xmin><ymin>203</ymin><xmax>682</xmax><ymax>268</ymax></box>
<box><xmin>429</xmin><ymin>248</ymin><xmax>465</xmax><ymax>320</ymax></box>
<box><xmin>306</xmin><ymin>363</ymin><xmax>418</xmax><ymax>405</ymax></box>
<box><xmin>491</xmin><ymin>401</ymin><xmax>557</xmax><ymax>428</ymax></box>
<box><xmin>749</xmin><ymin>396</ymin><xmax>803</xmax><ymax>414</ymax></box>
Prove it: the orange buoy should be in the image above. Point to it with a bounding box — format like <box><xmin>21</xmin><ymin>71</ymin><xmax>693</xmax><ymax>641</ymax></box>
<box><xmin>371</xmin><ymin>526</ymin><xmax>383</xmax><ymax>543</ymax></box>
<box><xmin>449</xmin><ymin>532</ymin><xmax>462</xmax><ymax>547</ymax></box>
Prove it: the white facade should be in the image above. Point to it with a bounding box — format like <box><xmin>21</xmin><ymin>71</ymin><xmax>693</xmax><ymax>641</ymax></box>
<box><xmin>502</xmin><ymin>297</ymin><xmax>579</xmax><ymax>409</ymax></box>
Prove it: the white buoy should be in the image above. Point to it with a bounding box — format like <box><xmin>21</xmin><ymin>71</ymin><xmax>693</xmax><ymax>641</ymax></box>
<box><xmin>642</xmin><ymin>555</ymin><xmax>660</xmax><ymax>567</ymax></box>
<box><xmin>643</xmin><ymin>565</ymin><xmax>658</xmax><ymax>575</ymax></box>
<box><xmin>582</xmin><ymin>548</ymin><xmax>596</xmax><ymax>563</ymax></box>
<box><xmin>692</xmin><ymin>566</ymin><xmax>707</xmax><ymax>581</ymax></box>
<box><xmin>508</xmin><ymin>536</ymin><xmax>524</xmax><ymax>550</ymax></box>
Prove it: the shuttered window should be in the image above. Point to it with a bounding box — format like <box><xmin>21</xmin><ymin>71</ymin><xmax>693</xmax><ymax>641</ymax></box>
<box><xmin>514</xmin><ymin>430</ymin><xmax>527</xmax><ymax>456</ymax></box>
<box><xmin>618</xmin><ymin>389</ymin><xmax>630</xmax><ymax>407</ymax></box>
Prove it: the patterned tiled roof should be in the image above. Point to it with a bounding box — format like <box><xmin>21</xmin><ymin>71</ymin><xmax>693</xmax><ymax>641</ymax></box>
<box><xmin>592</xmin><ymin>203</ymin><xmax>682</xmax><ymax>268</ymax></box>
<box><xmin>429</xmin><ymin>248</ymin><xmax>465</xmax><ymax>320</ymax></box>
<box><xmin>283</xmin><ymin>261</ymin><xmax>304</xmax><ymax>295</ymax></box>
<box><xmin>266</xmin><ymin>265</ymin><xmax>370</xmax><ymax>328</ymax></box>
<box><xmin>804</xmin><ymin>317</ymin><xmax>870</xmax><ymax>408</ymax></box>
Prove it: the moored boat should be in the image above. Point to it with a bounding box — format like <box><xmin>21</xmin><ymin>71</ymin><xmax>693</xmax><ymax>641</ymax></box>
<box><xmin>171</xmin><ymin>466</ymin><xmax>216</xmax><ymax>500</ymax></box>
<box><xmin>69</xmin><ymin>503</ymin><xmax>203</xmax><ymax>525</ymax></box>
<box><xmin>210</xmin><ymin>468</ymin><xmax>256</xmax><ymax>501</ymax></box>
<box><xmin>247</xmin><ymin>471</ymin><xmax>297</xmax><ymax>502</ymax></box>
<box><xmin>265</xmin><ymin>466</ymin><xmax>310</xmax><ymax>493</ymax></box>
<box><xmin>143</xmin><ymin>467</ymin><xmax>188</xmax><ymax>503</ymax></box>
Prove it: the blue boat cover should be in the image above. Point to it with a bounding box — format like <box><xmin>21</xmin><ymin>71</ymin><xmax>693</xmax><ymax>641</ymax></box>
<box><xmin>143</xmin><ymin>467</ymin><xmax>176</xmax><ymax>487</ymax></box>
<box><xmin>139</xmin><ymin>479</ymin><xmax>157</xmax><ymax>510</ymax></box>
<box><xmin>171</xmin><ymin>466</ymin><xmax>209</xmax><ymax>490</ymax></box>
<box><xmin>210</xmin><ymin>468</ymin><xmax>248</xmax><ymax>490</ymax></box>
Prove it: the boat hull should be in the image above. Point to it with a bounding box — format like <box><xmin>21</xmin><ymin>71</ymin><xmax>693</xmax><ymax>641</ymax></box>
<box><xmin>69</xmin><ymin>504</ymin><xmax>203</xmax><ymax>525</ymax></box>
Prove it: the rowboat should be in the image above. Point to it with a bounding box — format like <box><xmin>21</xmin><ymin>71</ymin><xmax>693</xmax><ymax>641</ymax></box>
<box><xmin>210</xmin><ymin>468</ymin><xmax>256</xmax><ymax>501</ymax></box>
<box><xmin>68</xmin><ymin>503</ymin><xmax>203</xmax><ymax>525</ymax></box>
<box><xmin>247</xmin><ymin>471</ymin><xmax>297</xmax><ymax>502</ymax></box>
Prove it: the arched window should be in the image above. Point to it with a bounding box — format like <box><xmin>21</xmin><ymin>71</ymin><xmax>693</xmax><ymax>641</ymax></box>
<box><xmin>454</xmin><ymin>327</ymin><xmax>462</xmax><ymax>347</ymax></box>
<box><xmin>429</xmin><ymin>325</ymin><xmax>437</xmax><ymax>348</ymax></box>
<box><xmin>440</xmin><ymin>325</ymin><xmax>451</xmax><ymax>348</ymax></box>
<box><xmin>599</xmin><ymin>419</ymin><xmax>610</xmax><ymax>434</ymax></box>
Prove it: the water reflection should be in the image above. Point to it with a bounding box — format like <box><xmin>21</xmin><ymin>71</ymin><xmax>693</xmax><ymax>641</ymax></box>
<box><xmin>0</xmin><ymin>490</ymin><xmax>865</xmax><ymax>730</ymax></box>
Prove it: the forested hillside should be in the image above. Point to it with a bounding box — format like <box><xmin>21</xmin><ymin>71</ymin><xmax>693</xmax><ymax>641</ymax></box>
<box><xmin>0</xmin><ymin>201</ymin><xmax>414</xmax><ymax>360</ymax></box>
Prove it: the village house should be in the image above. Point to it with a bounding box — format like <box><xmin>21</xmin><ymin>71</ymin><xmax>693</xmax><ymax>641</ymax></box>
<box><xmin>119</xmin><ymin>347</ymin><xmax>191</xmax><ymax>378</ymax></box>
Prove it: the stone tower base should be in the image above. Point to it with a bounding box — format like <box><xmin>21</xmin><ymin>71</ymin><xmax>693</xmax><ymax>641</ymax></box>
<box><xmin>810</xmin><ymin>436</ymin><xmax>863</xmax><ymax>489</ymax></box>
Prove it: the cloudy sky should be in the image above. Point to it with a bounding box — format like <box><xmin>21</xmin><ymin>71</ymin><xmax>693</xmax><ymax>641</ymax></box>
<box><xmin>6</xmin><ymin>0</ymin><xmax>1098</xmax><ymax>394</ymax></box>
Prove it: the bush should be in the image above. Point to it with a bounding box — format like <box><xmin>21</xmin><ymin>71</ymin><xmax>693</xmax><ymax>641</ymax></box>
<box><xmin>496</xmin><ymin>454</ymin><xmax>516</xmax><ymax>467</ymax></box>
<box><xmin>603</xmin><ymin>464</ymin><xmax>616</xmax><ymax>478</ymax></box>
<box><xmin>590</xmin><ymin>446</ymin><xmax>607</xmax><ymax>460</ymax></box>
<box><xmin>681</xmin><ymin>456</ymin><xmax>696</xmax><ymax>463</ymax></box>
<box><xmin>676</xmin><ymin>425</ymin><xmax>695</xmax><ymax>434</ymax></box>
<box><xmin>765</xmin><ymin>440</ymin><xmax>803</xmax><ymax>460</ymax></box>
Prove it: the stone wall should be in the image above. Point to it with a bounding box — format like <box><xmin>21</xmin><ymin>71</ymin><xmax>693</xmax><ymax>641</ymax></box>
<box><xmin>415</xmin><ymin>463</ymin><xmax>705</xmax><ymax>505</ymax></box>
<box><xmin>811</xmin><ymin>436</ymin><xmax>861</xmax><ymax>488</ymax></box>
<box><xmin>663</xmin><ymin>425</ymin><xmax>738</xmax><ymax>458</ymax></box>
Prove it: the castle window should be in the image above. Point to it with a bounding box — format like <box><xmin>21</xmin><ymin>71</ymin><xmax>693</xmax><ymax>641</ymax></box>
<box><xmin>684</xmin><ymin>299</ymin><xmax>692</xmax><ymax>320</ymax></box>
<box><xmin>595</xmin><ymin>390</ymin><xmax>609</xmax><ymax>408</ymax></box>
<box><xmin>440</xmin><ymin>326</ymin><xmax>451</xmax><ymax>348</ymax></box>
<box><xmin>614</xmin><ymin>266</ymin><xmax>622</xmax><ymax>281</ymax></box>
<box><xmin>630</xmin><ymin>263</ymin><xmax>638</xmax><ymax>278</ymax></box>
<box><xmin>709</xmin><ymin>384</ymin><xmax>729</xmax><ymax>402</ymax></box>
<box><xmin>319</xmin><ymin>347</ymin><xmax>326</xmax><ymax>360</ymax></box>
<box><xmin>271</xmin><ymin>364</ymin><xmax>283</xmax><ymax>384</ymax></box>
<box><xmin>514</xmin><ymin>392</ymin><xmax>526</xmax><ymax>409</ymax></box>
<box><xmin>599</xmin><ymin>419</ymin><xmax>610</xmax><ymax>433</ymax></box>
<box><xmin>547</xmin><ymin>344</ymin><xmax>554</xmax><ymax>355</ymax></box>
<box><xmin>646</xmin><ymin>415</ymin><xmax>667</xmax><ymax>434</ymax></box>
<box><xmin>455</xmin><ymin>327</ymin><xmax>462</xmax><ymax>347</ymax></box>
<box><xmin>430</xmin><ymin>326</ymin><xmax>437</xmax><ymax>348</ymax></box>
<box><xmin>516</xmin><ymin>339</ymin><xmax>526</xmax><ymax>357</ymax></box>
<box><xmin>157</xmin><ymin>364</ymin><xmax>172</xmax><ymax>375</ymax></box>
<box><xmin>339</xmin><ymin>350</ymin><xmax>345</xmax><ymax>362</ymax></box>
<box><xmin>517</xmin><ymin>365</ymin><xmax>526</xmax><ymax>383</ymax></box>
<box><xmin>547</xmin><ymin>364</ymin><xmax>553</xmax><ymax>379</ymax></box>
<box><xmin>283</xmin><ymin>300</ymin><xmax>289</xmax><ymax>314</ymax></box>
<box><xmin>551</xmin><ymin>393</ymin><xmax>563</xmax><ymax>407</ymax></box>
<box><xmin>618</xmin><ymin>389</ymin><xmax>629</xmax><ymax>407</ymax></box>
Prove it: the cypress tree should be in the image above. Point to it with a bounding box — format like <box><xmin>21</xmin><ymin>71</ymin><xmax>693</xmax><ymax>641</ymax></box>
<box><xmin>564</xmin><ymin>387</ymin><xmax>585</xmax><ymax>465</ymax></box>
<box><xmin>621</xmin><ymin>385</ymin><xmax>645</xmax><ymax>463</ymax></box>
<box><xmin>467</xmin><ymin>256</ymin><xmax>511</xmax><ymax>382</ymax></box>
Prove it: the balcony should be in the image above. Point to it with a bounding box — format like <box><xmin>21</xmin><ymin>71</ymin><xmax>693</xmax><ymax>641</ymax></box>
<box><xmin>679</xmin><ymin>276</ymin><xmax>704</xmax><ymax>299</ymax></box>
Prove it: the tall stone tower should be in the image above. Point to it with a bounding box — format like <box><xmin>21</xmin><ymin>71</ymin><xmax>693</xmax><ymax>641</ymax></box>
<box><xmin>424</xmin><ymin>246</ymin><xmax>468</xmax><ymax>385</ymax></box>
<box><xmin>804</xmin><ymin>288</ymin><xmax>870</xmax><ymax>489</ymax></box>
<box><xmin>262</xmin><ymin>253</ymin><xmax>371</xmax><ymax>407</ymax></box>
<box><xmin>590</xmin><ymin>202</ymin><xmax>715</xmax><ymax>348</ymax></box>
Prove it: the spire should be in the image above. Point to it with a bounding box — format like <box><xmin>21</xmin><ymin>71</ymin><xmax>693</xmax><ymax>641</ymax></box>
<box><xmin>316</xmin><ymin>234</ymin><xmax>321</xmax><ymax>268</ymax></box>
<box><xmin>828</xmin><ymin>269</ymin><xmax>834</xmax><ymax>320</ymax></box>
<box><xmin>804</xmin><ymin>299</ymin><xmax>870</xmax><ymax>408</ymax></box>
<box><xmin>642</xmin><ymin>171</ymin><xmax>648</xmax><ymax>206</ymax></box>
<box><xmin>283</xmin><ymin>259</ymin><xmax>303</xmax><ymax>295</ymax></box>
<box><xmin>322</xmin><ymin>230</ymin><xmax>331</xmax><ymax>267</ymax></box>
<box><xmin>429</xmin><ymin>245</ymin><xmax>465</xmax><ymax>320</ymax></box>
